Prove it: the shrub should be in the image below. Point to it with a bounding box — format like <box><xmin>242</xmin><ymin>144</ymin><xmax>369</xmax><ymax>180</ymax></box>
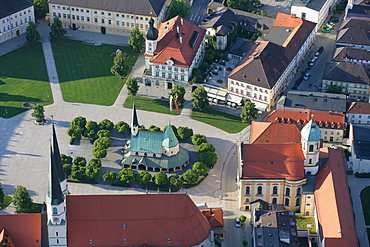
<box><xmin>60</xmin><ymin>154</ymin><xmax>73</xmax><ymax>164</ymax></box>
<box><xmin>118</xmin><ymin>168</ymin><xmax>135</xmax><ymax>183</ymax></box>
<box><xmin>192</xmin><ymin>134</ymin><xmax>207</xmax><ymax>145</ymax></box>
<box><xmin>98</xmin><ymin>119</ymin><xmax>114</xmax><ymax>130</ymax></box>
<box><xmin>103</xmin><ymin>171</ymin><xmax>117</xmax><ymax>183</ymax></box>
<box><xmin>71</xmin><ymin>166</ymin><xmax>85</xmax><ymax>180</ymax></box>
<box><xmin>73</xmin><ymin>156</ymin><xmax>87</xmax><ymax>167</ymax></box>
<box><xmin>71</xmin><ymin>116</ymin><xmax>87</xmax><ymax>129</ymax></box>
<box><xmin>63</xmin><ymin>164</ymin><xmax>72</xmax><ymax>176</ymax></box>
<box><xmin>83</xmin><ymin>129</ymin><xmax>97</xmax><ymax>139</ymax></box>
<box><xmin>148</xmin><ymin>125</ymin><xmax>161</xmax><ymax>132</ymax></box>
<box><xmin>169</xmin><ymin>174</ymin><xmax>184</xmax><ymax>187</ymax></box>
<box><xmin>196</xmin><ymin>143</ymin><xmax>215</xmax><ymax>153</ymax></box>
<box><xmin>198</xmin><ymin>151</ymin><xmax>218</xmax><ymax>168</ymax></box>
<box><xmin>89</xmin><ymin>158</ymin><xmax>102</xmax><ymax>168</ymax></box>
<box><xmin>177</xmin><ymin>126</ymin><xmax>193</xmax><ymax>139</ymax></box>
<box><xmin>116</xmin><ymin>121</ymin><xmax>130</xmax><ymax>133</ymax></box>
<box><xmin>192</xmin><ymin>162</ymin><xmax>207</xmax><ymax>175</ymax></box>
<box><xmin>182</xmin><ymin>169</ymin><xmax>199</xmax><ymax>184</ymax></box>
<box><xmin>153</xmin><ymin>172</ymin><xmax>168</xmax><ymax>186</ymax></box>
<box><xmin>92</xmin><ymin>147</ymin><xmax>107</xmax><ymax>159</ymax></box>
<box><xmin>94</xmin><ymin>137</ymin><xmax>112</xmax><ymax>149</ymax></box>
<box><xmin>85</xmin><ymin>120</ymin><xmax>98</xmax><ymax>131</ymax></box>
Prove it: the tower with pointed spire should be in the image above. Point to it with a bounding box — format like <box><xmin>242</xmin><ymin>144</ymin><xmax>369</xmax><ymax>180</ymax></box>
<box><xmin>131</xmin><ymin>103</ymin><xmax>139</xmax><ymax>136</ymax></box>
<box><xmin>51</xmin><ymin>124</ymin><xmax>68</xmax><ymax>195</ymax></box>
<box><xmin>301</xmin><ymin>115</ymin><xmax>321</xmax><ymax>175</ymax></box>
<box><xmin>145</xmin><ymin>18</ymin><xmax>158</xmax><ymax>56</ymax></box>
<box><xmin>162</xmin><ymin>123</ymin><xmax>180</xmax><ymax>156</ymax></box>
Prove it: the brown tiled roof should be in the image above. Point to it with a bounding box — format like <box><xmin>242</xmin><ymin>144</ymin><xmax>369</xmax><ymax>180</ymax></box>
<box><xmin>266</xmin><ymin>110</ymin><xmax>346</xmax><ymax>130</ymax></box>
<box><xmin>66</xmin><ymin>194</ymin><xmax>211</xmax><ymax>246</ymax></box>
<box><xmin>200</xmin><ymin>208</ymin><xmax>224</xmax><ymax>227</ymax></box>
<box><xmin>250</xmin><ymin>121</ymin><xmax>301</xmax><ymax>144</ymax></box>
<box><xmin>336</xmin><ymin>19</ymin><xmax>370</xmax><ymax>46</ymax></box>
<box><xmin>242</xmin><ymin>143</ymin><xmax>305</xmax><ymax>180</ymax></box>
<box><xmin>0</xmin><ymin>228</ymin><xmax>16</xmax><ymax>247</ymax></box>
<box><xmin>0</xmin><ymin>214</ymin><xmax>41</xmax><ymax>247</ymax></box>
<box><xmin>315</xmin><ymin>148</ymin><xmax>359</xmax><ymax>247</ymax></box>
<box><xmin>146</xmin><ymin>16</ymin><xmax>206</xmax><ymax>68</ymax></box>
<box><xmin>347</xmin><ymin>101</ymin><xmax>370</xmax><ymax>114</ymax></box>
<box><xmin>333</xmin><ymin>47</ymin><xmax>370</xmax><ymax>62</ymax></box>
<box><xmin>324</xmin><ymin>62</ymin><xmax>370</xmax><ymax>84</ymax></box>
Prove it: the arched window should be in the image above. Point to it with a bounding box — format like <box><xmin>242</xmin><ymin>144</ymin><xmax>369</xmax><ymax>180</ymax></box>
<box><xmin>285</xmin><ymin>187</ymin><xmax>290</xmax><ymax>197</ymax></box>
<box><xmin>285</xmin><ymin>198</ymin><xmax>290</xmax><ymax>207</ymax></box>
<box><xmin>273</xmin><ymin>186</ymin><xmax>278</xmax><ymax>194</ymax></box>
<box><xmin>245</xmin><ymin>186</ymin><xmax>250</xmax><ymax>195</ymax></box>
<box><xmin>153</xmin><ymin>153</ymin><xmax>156</xmax><ymax>157</ymax></box>
<box><xmin>309</xmin><ymin>158</ymin><xmax>312</xmax><ymax>164</ymax></box>
<box><xmin>257</xmin><ymin>186</ymin><xmax>262</xmax><ymax>195</ymax></box>
<box><xmin>309</xmin><ymin>145</ymin><xmax>314</xmax><ymax>152</ymax></box>
<box><xmin>297</xmin><ymin>188</ymin><xmax>301</xmax><ymax>196</ymax></box>
<box><xmin>307</xmin><ymin>171</ymin><xmax>312</xmax><ymax>175</ymax></box>
<box><xmin>53</xmin><ymin>207</ymin><xmax>58</xmax><ymax>215</ymax></box>
<box><xmin>56</xmin><ymin>232</ymin><xmax>59</xmax><ymax>236</ymax></box>
<box><xmin>57</xmin><ymin>239</ymin><xmax>59</xmax><ymax>244</ymax></box>
<box><xmin>306</xmin><ymin>211</ymin><xmax>310</xmax><ymax>216</ymax></box>
<box><xmin>144</xmin><ymin>152</ymin><xmax>147</xmax><ymax>156</ymax></box>
<box><xmin>135</xmin><ymin>152</ymin><xmax>138</xmax><ymax>156</ymax></box>
<box><xmin>295</xmin><ymin>198</ymin><xmax>300</xmax><ymax>206</ymax></box>
<box><xmin>272</xmin><ymin>198</ymin><xmax>277</xmax><ymax>204</ymax></box>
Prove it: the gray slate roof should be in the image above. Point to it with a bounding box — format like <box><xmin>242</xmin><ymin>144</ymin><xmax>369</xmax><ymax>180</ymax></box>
<box><xmin>333</xmin><ymin>47</ymin><xmax>370</xmax><ymax>62</ymax></box>
<box><xmin>48</xmin><ymin>0</ymin><xmax>166</xmax><ymax>17</ymax></box>
<box><xmin>292</xmin><ymin>0</ymin><xmax>328</xmax><ymax>11</ymax></box>
<box><xmin>0</xmin><ymin>0</ymin><xmax>33</xmax><ymax>19</ymax></box>
<box><xmin>323</xmin><ymin>62</ymin><xmax>370</xmax><ymax>84</ymax></box>
<box><xmin>263</xmin><ymin>27</ymin><xmax>294</xmax><ymax>46</ymax></box>
<box><xmin>228</xmin><ymin>38</ymin><xmax>255</xmax><ymax>57</ymax></box>
<box><xmin>336</xmin><ymin>19</ymin><xmax>370</xmax><ymax>46</ymax></box>
<box><xmin>353</xmin><ymin>124</ymin><xmax>370</xmax><ymax>159</ymax></box>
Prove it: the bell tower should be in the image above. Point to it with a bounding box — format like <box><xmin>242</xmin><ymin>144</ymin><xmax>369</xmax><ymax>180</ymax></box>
<box><xmin>145</xmin><ymin>18</ymin><xmax>158</xmax><ymax>56</ymax></box>
<box><xmin>301</xmin><ymin>115</ymin><xmax>321</xmax><ymax>175</ymax></box>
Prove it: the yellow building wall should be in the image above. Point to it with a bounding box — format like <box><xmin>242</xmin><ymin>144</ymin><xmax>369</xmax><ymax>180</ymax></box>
<box><xmin>320</xmin><ymin>128</ymin><xmax>343</xmax><ymax>143</ymax></box>
<box><xmin>301</xmin><ymin>193</ymin><xmax>315</xmax><ymax>216</ymax></box>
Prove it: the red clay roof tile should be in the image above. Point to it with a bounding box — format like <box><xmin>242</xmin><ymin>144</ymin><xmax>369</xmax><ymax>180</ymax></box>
<box><xmin>347</xmin><ymin>102</ymin><xmax>370</xmax><ymax>114</ymax></box>
<box><xmin>250</xmin><ymin>121</ymin><xmax>301</xmax><ymax>144</ymax></box>
<box><xmin>200</xmin><ymin>208</ymin><xmax>224</xmax><ymax>227</ymax></box>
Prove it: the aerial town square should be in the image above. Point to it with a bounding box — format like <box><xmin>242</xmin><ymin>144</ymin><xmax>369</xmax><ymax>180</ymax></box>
<box><xmin>1</xmin><ymin>0</ymin><xmax>370</xmax><ymax>246</ymax></box>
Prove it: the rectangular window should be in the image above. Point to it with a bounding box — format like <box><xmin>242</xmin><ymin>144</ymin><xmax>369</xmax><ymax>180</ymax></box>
<box><xmin>285</xmin><ymin>198</ymin><xmax>290</xmax><ymax>207</ymax></box>
<box><xmin>81</xmin><ymin>16</ymin><xmax>84</xmax><ymax>21</ymax></box>
<box><xmin>87</xmin><ymin>17</ymin><xmax>90</xmax><ymax>22</ymax></box>
<box><xmin>95</xmin><ymin>18</ymin><xmax>98</xmax><ymax>23</ymax></box>
<box><xmin>131</xmin><ymin>23</ymin><xmax>134</xmax><ymax>27</ymax></box>
<box><xmin>108</xmin><ymin>20</ymin><xmax>111</xmax><ymax>24</ymax></box>
<box><xmin>122</xmin><ymin>22</ymin><xmax>125</xmax><ymax>26</ymax></box>
<box><xmin>162</xmin><ymin>72</ymin><xmax>166</xmax><ymax>78</ymax></box>
<box><xmin>181</xmin><ymin>75</ymin><xmax>185</xmax><ymax>81</ymax></box>
<box><xmin>102</xmin><ymin>19</ymin><xmax>105</xmax><ymax>24</ymax></box>
<box><xmin>76</xmin><ymin>16</ymin><xmax>79</xmax><ymax>20</ymax></box>
<box><xmin>116</xmin><ymin>21</ymin><xmax>119</xmax><ymax>25</ymax></box>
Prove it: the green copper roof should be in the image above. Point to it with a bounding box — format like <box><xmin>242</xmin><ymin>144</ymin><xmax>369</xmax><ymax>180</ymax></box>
<box><xmin>130</xmin><ymin>131</ymin><xmax>164</xmax><ymax>153</ymax></box>
<box><xmin>46</xmin><ymin>143</ymin><xmax>64</xmax><ymax>205</ymax></box>
<box><xmin>301</xmin><ymin>119</ymin><xmax>321</xmax><ymax>143</ymax></box>
<box><xmin>162</xmin><ymin>124</ymin><xmax>179</xmax><ymax>148</ymax></box>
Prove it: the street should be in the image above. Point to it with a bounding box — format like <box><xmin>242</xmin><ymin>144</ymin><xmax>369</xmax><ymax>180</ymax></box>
<box><xmin>188</xmin><ymin>0</ymin><xmax>211</xmax><ymax>25</ymax></box>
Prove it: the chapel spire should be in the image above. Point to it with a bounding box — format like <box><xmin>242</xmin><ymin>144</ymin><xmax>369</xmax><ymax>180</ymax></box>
<box><xmin>131</xmin><ymin>102</ymin><xmax>139</xmax><ymax>136</ymax></box>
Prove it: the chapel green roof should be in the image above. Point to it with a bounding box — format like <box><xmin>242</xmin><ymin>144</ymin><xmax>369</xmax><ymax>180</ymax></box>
<box><xmin>130</xmin><ymin>131</ymin><xmax>163</xmax><ymax>153</ymax></box>
<box><xmin>301</xmin><ymin>119</ymin><xmax>321</xmax><ymax>143</ymax></box>
<box><xmin>162</xmin><ymin>124</ymin><xmax>179</xmax><ymax>148</ymax></box>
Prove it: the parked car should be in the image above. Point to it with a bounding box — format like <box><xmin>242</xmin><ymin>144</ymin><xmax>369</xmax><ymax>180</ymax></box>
<box><xmin>330</xmin><ymin>16</ymin><xmax>339</xmax><ymax>23</ymax></box>
<box><xmin>295</xmin><ymin>77</ymin><xmax>303</xmax><ymax>86</ymax></box>
<box><xmin>318</xmin><ymin>46</ymin><xmax>324</xmax><ymax>54</ymax></box>
<box><xmin>254</xmin><ymin>3</ymin><xmax>264</xmax><ymax>8</ymax></box>
<box><xmin>235</xmin><ymin>217</ymin><xmax>241</xmax><ymax>228</ymax></box>
<box><xmin>303</xmin><ymin>73</ymin><xmax>311</xmax><ymax>80</ymax></box>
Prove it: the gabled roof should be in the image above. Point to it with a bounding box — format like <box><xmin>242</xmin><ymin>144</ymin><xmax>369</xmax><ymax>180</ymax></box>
<box><xmin>66</xmin><ymin>194</ymin><xmax>211</xmax><ymax>246</ymax></box>
<box><xmin>336</xmin><ymin>19</ymin><xmax>370</xmax><ymax>46</ymax></box>
<box><xmin>242</xmin><ymin>143</ymin><xmax>305</xmax><ymax>180</ymax></box>
<box><xmin>333</xmin><ymin>47</ymin><xmax>370</xmax><ymax>62</ymax></box>
<box><xmin>315</xmin><ymin>148</ymin><xmax>359</xmax><ymax>247</ymax></box>
<box><xmin>228</xmin><ymin>38</ymin><xmax>255</xmax><ymax>57</ymax></box>
<box><xmin>48</xmin><ymin>0</ymin><xmax>166</xmax><ymax>17</ymax></box>
<box><xmin>200</xmin><ymin>208</ymin><xmax>224</xmax><ymax>227</ymax></box>
<box><xmin>0</xmin><ymin>214</ymin><xmax>42</xmax><ymax>247</ymax></box>
<box><xmin>291</xmin><ymin>0</ymin><xmax>328</xmax><ymax>11</ymax></box>
<box><xmin>147</xmin><ymin>16</ymin><xmax>206</xmax><ymax>68</ymax></box>
<box><xmin>0</xmin><ymin>0</ymin><xmax>33</xmax><ymax>19</ymax></box>
<box><xmin>250</xmin><ymin>121</ymin><xmax>301</xmax><ymax>144</ymax></box>
<box><xmin>323</xmin><ymin>62</ymin><xmax>370</xmax><ymax>84</ymax></box>
<box><xmin>351</xmin><ymin>124</ymin><xmax>370</xmax><ymax>159</ymax></box>
<box><xmin>347</xmin><ymin>101</ymin><xmax>370</xmax><ymax>114</ymax></box>
<box><xmin>130</xmin><ymin>130</ymin><xmax>164</xmax><ymax>153</ymax></box>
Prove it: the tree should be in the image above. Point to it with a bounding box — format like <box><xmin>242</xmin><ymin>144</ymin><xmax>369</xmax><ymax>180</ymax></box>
<box><xmin>73</xmin><ymin>156</ymin><xmax>87</xmax><ymax>167</ymax></box>
<box><xmin>89</xmin><ymin>158</ymin><xmax>102</xmax><ymax>168</ymax></box>
<box><xmin>192</xmin><ymin>162</ymin><xmax>208</xmax><ymax>175</ymax></box>
<box><xmin>103</xmin><ymin>171</ymin><xmax>117</xmax><ymax>183</ymax></box>
<box><xmin>198</xmin><ymin>151</ymin><xmax>218</xmax><ymax>168</ymax></box>
<box><xmin>192</xmin><ymin>134</ymin><xmax>207</xmax><ymax>145</ymax></box>
<box><xmin>98</xmin><ymin>119</ymin><xmax>114</xmax><ymax>130</ymax></box>
<box><xmin>242</xmin><ymin>240</ymin><xmax>248</xmax><ymax>246</ymax></box>
<box><xmin>226</xmin><ymin>0</ymin><xmax>237</xmax><ymax>8</ymax></box>
<box><xmin>148</xmin><ymin>125</ymin><xmax>161</xmax><ymax>132</ymax></box>
<box><xmin>196</xmin><ymin>143</ymin><xmax>215</xmax><ymax>153</ymax></box>
<box><xmin>94</xmin><ymin>137</ymin><xmax>112</xmax><ymax>149</ymax></box>
<box><xmin>83</xmin><ymin>129</ymin><xmax>97</xmax><ymax>139</ymax></box>
<box><xmin>85</xmin><ymin>120</ymin><xmax>98</xmax><ymax>131</ymax></box>
<box><xmin>63</xmin><ymin>164</ymin><xmax>72</xmax><ymax>177</ymax></box>
<box><xmin>168</xmin><ymin>0</ymin><xmax>190</xmax><ymax>19</ymax></box>
<box><xmin>49</xmin><ymin>16</ymin><xmax>66</xmax><ymax>39</ymax></box>
<box><xmin>326</xmin><ymin>85</ymin><xmax>343</xmax><ymax>94</ymax></box>
<box><xmin>128</xmin><ymin>27</ymin><xmax>145</xmax><ymax>52</ymax></box>
<box><xmin>67</xmin><ymin>126</ymin><xmax>82</xmax><ymax>139</ymax></box>
<box><xmin>118</xmin><ymin>168</ymin><xmax>135</xmax><ymax>183</ymax></box>
<box><xmin>116</xmin><ymin>121</ymin><xmax>130</xmax><ymax>133</ymax></box>
<box><xmin>31</xmin><ymin>0</ymin><xmax>48</xmax><ymax>19</ymax></box>
<box><xmin>169</xmin><ymin>85</ymin><xmax>186</xmax><ymax>106</ymax></box>
<box><xmin>12</xmin><ymin>185</ymin><xmax>33</xmax><ymax>213</ymax></box>
<box><xmin>85</xmin><ymin>166</ymin><xmax>101</xmax><ymax>179</ymax></box>
<box><xmin>92</xmin><ymin>148</ymin><xmax>107</xmax><ymax>159</ymax></box>
<box><xmin>192</xmin><ymin>86</ymin><xmax>209</xmax><ymax>111</ymax></box>
<box><xmin>240</xmin><ymin>101</ymin><xmax>258</xmax><ymax>124</ymax></box>
<box><xmin>97</xmin><ymin>129</ymin><xmax>112</xmax><ymax>138</ymax></box>
<box><xmin>71</xmin><ymin>116</ymin><xmax>87</xmax><ymax>129</ymax></box>
<box><xmin>60</xmin><ymin>154</ymin><xmax>73</xmax><ymax>164</ymax></box>
<box><xmin>169</xmin><ymin>174</ymin><xmax>184</xmax><ymax>187</ymax></box>
<box><xmin>177</xmin><ymin>126</ymin><xmax>193</xmax><ymax>139</ymax></box>
<box><xmin>26</xmin><ymin>21</ymin><xmax>41</xmax><ymax>46</ymax></box>
<box><xmin>71</xmin><ymin>166</ymin><xmax>85</xmax><ymax>180</ymax></box>
<box><xmin>153</xmin><ymin>172</ymin><xmax>168</xmax><ymax>186</ymax></box>
<box><xmin>31</xmin><ymin>104</ymin><xmax>45</xmax><ymax>123</ymax></box>
<box><xmin>135</xmin><ymin>171</ymin><xmax>152</xmax><ymax>185</ymax></box>
<box><xmin>111</xmin><ymin>51</ymin><xmax>129</xmax><ymax>79</ymax></box>
<box><xmin>0</xmin><ymin>183</ymin><xmax>4</xmax><ymax>206</ymax></box>
<box><xmin>182</xmin><ymin>169</ymin><xmax>199</xmax><ymax>184</ymax></box>
<box><xmin>239</xmin><ymin>215</ymin><xmax>246</xmax><ymax>222</ymax></box>
<box><xmin>190</xmin><ymin>68</ymin><xmax>203</xmax><ymax>84</ymax></box>
<box><xmin>126</xmin><ymin>77</ymin><xmax>140</xmax><ymax>96</ymax></box>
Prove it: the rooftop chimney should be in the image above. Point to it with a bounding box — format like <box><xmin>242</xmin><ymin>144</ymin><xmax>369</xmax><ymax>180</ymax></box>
<box><xmin>181</xmin><ymin>18</ymin><xmax>183</xmax><ymax>25</ymax></box>
<box><xmin>180</xmin><ymin>35</ymin><xmax>182</xmax><ymax>44</ymax></box>
<box><xmin>176</xmin><ymin>24</ymin><xmax>179</xmax><ymax>33</ymax></box>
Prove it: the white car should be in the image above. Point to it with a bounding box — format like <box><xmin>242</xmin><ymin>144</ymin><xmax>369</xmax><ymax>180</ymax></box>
<box><xmin>235</xmin><ymin>217</ymin><xmax>241</xmax><ymax>228</ymax></box>
<box><xmin>303</xmin><ymin>73</ymin><xmax>311</xmax><ymax>80</ymax></box>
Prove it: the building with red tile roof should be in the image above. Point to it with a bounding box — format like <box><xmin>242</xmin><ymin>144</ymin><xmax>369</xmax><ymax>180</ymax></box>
<box><xmin>347</xmin><ymin>102</ymin><xmax>370</xmax><ymax>124</ymax></box>
<box><xmin>200</xmin><ymin>208</ymin><xmax>224</xmax><ymax>239</ymax></box>
<box><xmin>250</xmin><ymin>121</ymin><xmax>301</xmax><ymax>144</ymax></box>
<box><xmin>143</xmin><ymin>15</ymin><xmax>206</xmax><ymax>89</ymax></box>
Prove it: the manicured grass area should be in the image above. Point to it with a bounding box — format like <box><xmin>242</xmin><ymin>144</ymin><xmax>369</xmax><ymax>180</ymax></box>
<box><xmin>124</xmin><ymin>96</ymin><xmax>182</xmax><ymax>115</ymax></box>
<box><xmin>0</xmin><ymin>43</ymin><xmax>53</xmax><ymax>118</ymax></box>
<box><xmin>361</xmin><ymin>186</ymin><xmax>370</xmax><ymax>225</ymax></box>
<box><xmin>190</xmin><ymin>108</ymin><xmax>247</xmax><ymax>133</ymax></box>
<box><xmin>0</xmin><ymin>195</ymin><xmax>12</xmax><ymax>209</ymax></box>
<box><xmin>51</xmin><ymin>39</ymin><xmax>139</xmax><ymax>105</ymax></box>
<box><xmin>296</xmin><ymin>215</ymin><xmax>316</xmax><ymax>234</ymax></box>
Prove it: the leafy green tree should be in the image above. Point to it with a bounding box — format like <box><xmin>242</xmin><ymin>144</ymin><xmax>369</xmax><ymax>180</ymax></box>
<box><xmin>85</xmin><ymin>166</ymin><xmax>101</xmax><ymax>179</ymax></box>
<box><xmin>103</xmin><ymin>171</ymin><xmax>117</xmax><ymax>183</ymax></box>
<box><xmin>97</xmin><ymin>129</ymin><xmax>112</xmax><ymax>138</ymax></box>
<box><xmin>118</xmin><ymin>168</ymin><xmax>135</xmax><ymax>183</ymax></box>
<box><xmin>182</xmin><ymin>169</ymin><xmax>199</xmax><ymax>184</ymax></box>
<box><xmin>31</xmin><ymin>0</ymin><xmax>48</xmax><ymax>19</ymax></box>
<box><xmin>169</xmin><ymin>85</ymin><xmax>186</xmax><ymax>106</ymax></box>
<box><xmin>128</xmin><ymin>27</ymin><xmax>145</xmax><ymax>52</ymax></box>
<box><xmin>242</xmin><ymin>240</ymin><xmax>248</xmax><ymax>246</ymax></box>
<box><xmin>198</xmin><ymin>151</ymin><xmax>218</xmax><ymax>168</ymax></box>
<box><xmin>50</xmin><ymin>16</ymin><xmax>66</xmax><ymax>39</ymax></box>
<box><xmin>192</xmin><ymin>86</ymin><xmax>209</xmax><ymax>111</ymax></box>
<box><xmin>135</xmin><ymin>171</ymin><xmax>152</xmax><ymax>185</ymax></box>
<box><xmin>196</xmin><ymin>143</ymin><xmax>215</xmax><ymax>153</ymax></box>
<box><xmin>163</xmin><ymin>125</ymin><xmax>178</xmax><ymax>136</ymax></box>
<box><xmin>116</xmin><ymin>121</ymin><xmax>130</xmax><ymax>133</ymax></box>
<box><xmin>89</xmin><ymin>158</ymin><xmax>102</xmax><ymax>168</ymax></box>
<box><xmin>148</xmin><ymin>125</ymin><xmax>161</xmax><ymax>132</ymax></box>
<box><xmin>111</xmin><ymin>51</ymin><xmax>129</xmax><ymax>78</ymax></box>
<box><xmin>153</xmin><ymin>172</ymin><xmax>168</xmax><ymax>186</ymax></box>
<box><xmin>240</xmin><ymin>101</ymin><xmax>258</xmax><ymax>124</ymax></box>
<box><xmin>192</xmin><ymin>134</ymin><xmax>207</xmax><ymax>145</ymax></box>
<box><xmin>92</xmin><ymin>148</ymin><xmax>107</xmax><ymax>159</ymax></box>
<box><xmin>126</xmin><ymin>77</ymin><xmax>140</xmax><ymax>96</ymax></box>
<box><xmin>169</xmin><ymin>174</ymin><xmax>184</xmax><ymax>187</ymax></box>
<box><xmin>168</xmin><ymin>0</ymin><xmax>190</xmax><ymax>19</ymax></box>
<box><xmin>190</xmin><ymin>68</ymin><xmax>203</xmax><ymax>84</ymax></box>
<box><xmin>71</xmin><ymin>116</ymin><xmax>87</xmax><ymax>129</ymax></box>
<box><xmin>226</xmin><ymin>0</ymin><xmax>237</xmax><ymax>8</ymax></box>
<box><xmin>192</xmin><ymin>162</ymin><xmax>207</xmax><ymax>175</ymax></box>
<box><xmin>63</xmin><ymin>164</ymin><xmax>72</xmax><ymax>177</ymax></box>
<box><xmin>85</xmin><ymin>120</ymin><xmax>98</xmax><ymax>131</ymax></box>
<box><xmin>60</xmin><ymin>154</ymin><xmax>73</xmax><ymax>164</ymax></box>
<box><xmin>99</xmin><ymin>119</ymin><xmax>114</xmax><ymax>130</ymax></box>
<box><xmin>26</xmin><ymin>21</ymin><xmax>41</xmax><ymax>46</ymax></box>
<box><xmin>13</xmin><ymin>185</ymin><xmax>33</xmax><ymax>213</ymax></box>
<box><xmin>31</xmin><ymin>104</ymin><xmax>44</xmax><ymax>123</ymax></box>
<box><xmin>83</xmin><ymin>129</ymin><xmax>97</xmax><ymax>139</ymax></box>
<box><xmin>177</xmin><ymin>126</ymin><xmax>193</xmax><ymax>139</ymax></box>
<box><xmin>239</xmin><ymin>215</ymin><xmax>246</xmax><ymax>222</ymax></box>
<box><xmin>94</xmin><ymin>137</ymin><xmax>112</xmax><ymax>149</ymax></box>
<box><xmin>67</xmin><ymin>126</ymin><xmax>82</xmax><ymax>139</ymax></box>
<box><xmin>71</xmin><ymin>166</ymin><xmax>85</xmax><ymax>180</ymax></box>
<box><xmin>206</xmin><ymin>35</ymin><xmax>217</xmax><ymax>50</ymax></box>
<box><xmin>0</xmin><ymin>183</ymin><xmax>4</xmax><ymax>206</ymax></box>
<box><xmin>73</xmin><ymin>156</ymin><xmax>87</xmax><ymax>167</ymax></box>
<box><xmin>326</xmin><ymin>85</ymin><xmax>343</xmax><ymax>94</ymax></box>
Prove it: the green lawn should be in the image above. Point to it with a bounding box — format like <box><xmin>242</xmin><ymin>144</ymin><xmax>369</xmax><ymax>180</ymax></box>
<box><xmin>296</xmin><ymin>215</ymin><xmax>316</xmax><ymax>234</ymax></box>
<box><xmin>0</xmin><ymin>43</ymin><xmax>53</xmax><ymax>118</ymax></box>
<box><xmin>191</xmin><ymin>108</ymin><xmax>247</xmax><ymax>133</ymax></box>
<box><xmin>124</xmin><ymin>96</ymin><xmax>182</xmax><ymax>115</ymax></box>
<box><xmin>51</xmin><ymin>39</ymin><xmax>139</xmax><ymax>105</ymax></box>
<box><xmin>361</xmin><ymin>186</ymin><xmax>370</xmax><ymax>225</ymax></box>
<box><xmin>0</xmin><ymin>195</ymin><xmax>12</xmax><ymax>209</ymax></box>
